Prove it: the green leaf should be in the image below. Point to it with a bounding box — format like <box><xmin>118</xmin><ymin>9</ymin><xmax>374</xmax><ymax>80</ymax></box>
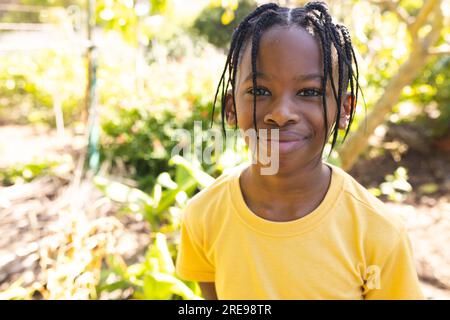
<box><xmin>155</xmin><ymin>178</ymin><xmax>197</xmax><ymax>214</ymax></box>
<box><xmin>169</xmin><ymin>155</ymin><xmax>214</xmax><ymax>188</ymax></box>
<box><xmin>368</xmin><ymin>187</ymin><xmax>382</xmax><ymax>197</ymax></box>
<box><xmin>175</xmin><ymin>163</ymin><xmax>190</xmax><ymax>185</ymax></box>
<box><xmin>127</xmin><ymin>263</ymin><xmax>146</xmax><ymax>278</ymax></box>
<box><xmin>143</xmin><ymin>272</ymin><xmax>174</xmax><ymax>300</ymax></box>
<box><xmin>152</xmin><ymin>184</ymin><xmax>162</xmax><ymax>208</ymax></box>
<box><xmin>147</xmin><ymin>233</ymin><xmax>175</xmax><ymax>275</ymax></box>
<box><xmin>143</xmin><ymin>272</ymin><xmax>201</xmax><ymax>300</ymax></box>
<box><xmin>106</xmin><ymin>255</ymin><xmax>129</xmax><ymax>280</ymax></box>
<box><xmin>94</xmin><ymin>176</ymin><xmax>153</xmax><ymax>205</ymax></box>
<box><xmin>157</xmin><ymin>172</ymin><xmax>178</xmax><ymax>189</ymax></box>
<box><xmin>97</xmin><ymin>280</ymin><xmax>130</xmax><ymax>293</ymax></box>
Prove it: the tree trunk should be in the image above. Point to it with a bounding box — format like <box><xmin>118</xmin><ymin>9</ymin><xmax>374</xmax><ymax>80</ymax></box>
<box><xmin>338</xmin><ymin>0</ymin><xmax>444</xmax><ymax>171</ymax></box>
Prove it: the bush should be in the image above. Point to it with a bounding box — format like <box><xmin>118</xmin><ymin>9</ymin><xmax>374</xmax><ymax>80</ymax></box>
<box><xmin>98</xmin><ymin>35</ymin><xmax>225</xmax><ymax>190</ymax></box>
<box><xmin>191</xmin><ymin>0</ymin><xmax>257</xmax><ymax>51</ymax></box>
<box><xmin>0</xmin><ymin>50</ymin><xmax>85</xmax><ymax>126</ymax></box>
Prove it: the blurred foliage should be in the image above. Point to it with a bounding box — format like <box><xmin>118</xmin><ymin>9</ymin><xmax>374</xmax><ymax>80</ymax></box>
<box><xmin>0</xmin><ymin>51</ymin><xmax>85</xmax><ymax>125</ymax></box>
<box><xmin>97</xmin><ymin>234</ymin><xmax>202</xmax><ymax>299</ymax></box>
<box><xmin>1</xmin><ymin>159</ymin><xmax>58</xmax><ymax>186</ymax></box>
<box><xmin>0</xmin><ymin>155</ymin><xmax>73</xmax><ymax>186</ymax></box>
<box><xmin>97</xmin><ymin>32</ymin><xmax>225</xmax><ymax>190</ymax></box>
<box><xmin>369</xmin><ymin>167</ymin><xmax>413</xmax><ymax>202</ymax></box>
<box><xmin>94</xmin><ymin>155</ymin><xmax>215</xmax><ymax>231</ymax></box>
<box><xmin>96</xmin><ymin>0</ymin><xmax>169</xmax><ymax>44</ymax></box>
<box><xmin>397</xmin><ymin>55</ymin><xmax>450</xmax><ymax>139</ymax></box>
<box><xmin>326</xmin><ymin>0</ymin><xmax>449</xmax><ymax>138</ymax></box>
<box><xmin>191</xmin><ymin>0</ymin><xmax>257</xmax><ymax>50</ymax></box>
<box><xmin>94</xmin><ymin>155</ymin><xmax>220</xmax><ymax>299</ymax></box>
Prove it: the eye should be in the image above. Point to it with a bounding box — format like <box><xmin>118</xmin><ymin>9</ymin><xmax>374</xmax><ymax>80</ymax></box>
<box><xmin>297</xmin><ymin>88</ymin><xmax>322</xmax><ymax>97</ymax></box>
<box><xmin>247</xmin><ymin>87</ymin><xmax>271</xmax><ymax>96</ymax></box>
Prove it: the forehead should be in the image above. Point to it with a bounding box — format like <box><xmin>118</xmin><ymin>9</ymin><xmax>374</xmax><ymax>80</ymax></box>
<box><xmin>237</xmin><ymin>26</ymin><xmax>323</xmax><ymax>84</ymax></box>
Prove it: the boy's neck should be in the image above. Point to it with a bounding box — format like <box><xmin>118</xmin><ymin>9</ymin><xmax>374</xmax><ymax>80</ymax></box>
<box><xmin>239</xmin><ymin>160</ymin><xmax>332</xmax><ymax>222</ymax></box>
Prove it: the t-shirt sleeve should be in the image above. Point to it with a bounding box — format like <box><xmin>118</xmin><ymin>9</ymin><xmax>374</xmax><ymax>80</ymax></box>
<box><xmin>175</xmin><ymin>206</ymin><xmax>215</xmax><ymax>282</ymax></box>
<box><xmin>364</xmin><ymin>230</ymin><xmax>424</xmax><ymax>300</ymax></box>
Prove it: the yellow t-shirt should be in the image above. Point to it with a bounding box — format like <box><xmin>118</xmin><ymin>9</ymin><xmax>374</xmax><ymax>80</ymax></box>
<box><xmin>175</xmin><ymin>162</ymin><xmax>424</xmax><ymax>300</ymax></box>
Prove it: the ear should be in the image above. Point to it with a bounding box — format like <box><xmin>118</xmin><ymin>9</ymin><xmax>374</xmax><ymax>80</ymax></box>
<box><xmin>338</xmin><ymin>93</ymin><xmax>355</xmax><ymax>130</ymax></box>
<box><xmin>225</xmin><ymin>90</ymin><xmax>237</xmax><ymax>126</ymax></box>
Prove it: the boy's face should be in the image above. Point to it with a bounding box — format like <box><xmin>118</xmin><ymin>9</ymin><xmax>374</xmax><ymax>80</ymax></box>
<box><xmin>226</xmin><ymin>25</ymin><xmax>352</xmax><ymax>170</ymax></box>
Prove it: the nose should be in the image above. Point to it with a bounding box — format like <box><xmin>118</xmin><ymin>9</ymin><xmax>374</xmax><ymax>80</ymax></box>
<box><xmin>263</xmin><ymin>94</ymin><xmax>300</xmax><ymax>127</ymax></box>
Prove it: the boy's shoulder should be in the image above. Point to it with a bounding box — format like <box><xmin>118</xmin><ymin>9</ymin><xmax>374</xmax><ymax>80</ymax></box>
<box><xmin>330</xmin><ymin>163</ymin><xmax>407</xmax><ymax>235</ymax></box>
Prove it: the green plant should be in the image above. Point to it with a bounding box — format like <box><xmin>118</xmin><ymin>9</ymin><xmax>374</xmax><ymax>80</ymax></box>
<box><xmin>0</xmin><ymin>50</ymin><xmax>85</xmax><ymax>126</ymax></box>
<box><xmin>97</xmin><ymin>31</ymin><xmax>225</xmax><ymax>190</ymax></box>
<box><xmin>191</xmin><ymin>0</ymin><xmax>257</xmax><ymax>50</ymax></box>
<box><xmin>94</xmin><ymin>153</ymin><xmax>245</xmax><ymax>299</ymax></box>
<box><xmin>97</xmin><ymin>233</ymin><xmax>202</xmax><ymax>300</ymax></box>
<box><xmin>94</xmin><ymin>155</ymin><xmax>216</xmax><ymax>230</ymax></box>
<box><xmin>369</xmin><ymin>166</ymin><xmax>412</xmax><ymax>202</ymax></box>
<box><xmin>0</xmin><ymin>155</ymin><xmax>73</xmax><ymax>186</ymax></box>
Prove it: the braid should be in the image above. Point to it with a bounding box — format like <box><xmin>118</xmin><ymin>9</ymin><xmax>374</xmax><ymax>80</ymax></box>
<box><xmin>337</xmin><ymin>24</ymin><xmax>358</xmax><ymax>140</ymax></box>
<box><xmin>303</xmin><ymin>2</ymin><xmax>360</xmax><ymax>152</ymax></box>
<box><xmin>230</xmin><ymin>27</ymin><xmax>250</xmax><ymax>130</ymax></box>
<box><xmin>211</xmin><ymin>1</ymin><xmax>361</xmax><ymax>154</ymax></box>
<box><xmin>250</xmin><ymin>10</ymin><xmax>279</xmax><ymax>135</ymax></box>
<box><xmin>329</xmin><ymin>25</ymin><xmax>345</xmax><ymax>149</ymax></box>
<box><xmin>304</xmin><ymin>13</ymin><xmax>332</xmax><ymax>147</ymax></box>
<box><xmin>304</xmin><ymin>1</ymin><xmax>332</xmax><ymax>24</ymax></box>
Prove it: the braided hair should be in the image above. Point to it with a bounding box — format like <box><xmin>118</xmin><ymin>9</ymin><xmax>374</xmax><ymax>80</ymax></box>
<box><xmin>210</xmin><ymin>1</ymin><xmax>360</xmax><ymax>153</ymax></box>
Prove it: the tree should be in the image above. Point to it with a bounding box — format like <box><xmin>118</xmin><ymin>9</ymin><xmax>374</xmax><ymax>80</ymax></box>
<box><xmin>337</xmin><ymin>0</ymin><xmax>448</xmax><ymax>170</ymax></box>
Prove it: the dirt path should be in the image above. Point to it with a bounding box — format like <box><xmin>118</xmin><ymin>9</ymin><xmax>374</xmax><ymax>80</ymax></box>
<box><xmin>385</xmin><ymin>201</ymin><xmax>450</xmax><ymax>299</ymax></box>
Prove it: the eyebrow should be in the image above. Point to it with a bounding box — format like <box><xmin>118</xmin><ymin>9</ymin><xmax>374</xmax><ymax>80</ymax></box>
<box><xmin>242</xmin><ymin>71</ymin><xmax>323</xmax><ymax>83</ymax></box>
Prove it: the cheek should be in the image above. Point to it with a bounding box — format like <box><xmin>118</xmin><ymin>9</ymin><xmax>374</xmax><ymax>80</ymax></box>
<box><xmin>308</xmin><ymin>112</ymin><xmax>326</xmax><ymax>139</ymax></box>
<box><xmin>320</xmin><ymin>97</ymin><xmax>337</xmax><ymax>134</ymax></box>
<box><xmin>323</xmin><ymin>98</ymin><xmax>339</xmax><ymax>132</ymax></box>
<box><xmin>235</xmin><ymin>97</ymin><xmax>261</xmax><ymax>130</ymax></box>
<box><xmin>305</xmin><ymin>101</ymin><xmax>338</xmax><ymax>141</ymax></box>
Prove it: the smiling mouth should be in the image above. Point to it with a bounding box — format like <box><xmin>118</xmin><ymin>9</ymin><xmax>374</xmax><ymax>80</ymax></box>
<box><xmin>267</xmin><ymin>136</ymin><xmax>309</xmax><ymax>142</ymax></box>
<box><xmin>264</xmin><ymin>136</ymin><xmax>310</xmax><ymax>153</ymax></box>
<box><xmin>254</xmin><ymin>129</ymin><xmax>312</xmax><ymax>153</ymax></box>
